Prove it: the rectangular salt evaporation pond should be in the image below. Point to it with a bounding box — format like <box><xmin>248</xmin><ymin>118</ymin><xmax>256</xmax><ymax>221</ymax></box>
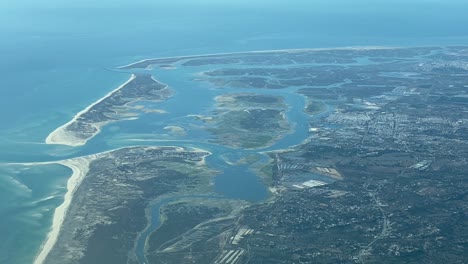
<box><xmin>0</xmin><ymin>163</ymin><xmax>71</xmax><ymax>264</ymax></box>
<box><xmin>282</xmin><ymin>172</ymin><xmax>336</xmax><ymax>190</ymax></box>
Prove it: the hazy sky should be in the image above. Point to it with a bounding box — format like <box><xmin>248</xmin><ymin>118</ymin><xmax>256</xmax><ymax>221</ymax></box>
<box><xmin>1</xmin><ymin>0</ymin><xmax>465</xmax><ymax>9</ymax></box>
<box><xmin>1</xmin><ymin>0</ymin><xmax>467</xmax><ymax>54</ymax></box>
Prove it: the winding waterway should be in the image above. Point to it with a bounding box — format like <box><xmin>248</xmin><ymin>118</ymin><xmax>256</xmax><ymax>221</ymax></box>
<box><xmin>98</xmin><ymin>61</ymin><xmax>335</xmax><ymax>264</ymax></box>
<box><xmin>33</xmin><ymin>49</ymin><xmax>444</xmax><ymax>263</ymax></box>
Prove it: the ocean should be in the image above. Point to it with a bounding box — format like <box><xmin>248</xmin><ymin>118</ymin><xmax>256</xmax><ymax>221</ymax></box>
<box><xmin>1</xmin><ymin>1</ymin><xmax>468</xmax><ymax>263</ymax></box>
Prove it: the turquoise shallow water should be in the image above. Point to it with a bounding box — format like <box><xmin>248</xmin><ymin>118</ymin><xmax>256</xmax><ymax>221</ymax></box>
<box><xmin>1</xmin><ymin>1</ymin><xmax>468</xmax><ymax>263</ymax></box>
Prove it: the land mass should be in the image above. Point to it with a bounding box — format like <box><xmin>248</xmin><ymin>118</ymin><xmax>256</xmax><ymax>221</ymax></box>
<box><xmin>118</xmin><ymin>46</ymin><xmax>468</xmax><ymax>263</ymax></box>
<box><xmin>38</xmin><ymin>46</ymin><xmax>468</xmax><ymax>264</ymax></box>
<box><xmin>37</xmin><ymin>146</ymin><xmax>231</xmax><ymax>264</ymax></box>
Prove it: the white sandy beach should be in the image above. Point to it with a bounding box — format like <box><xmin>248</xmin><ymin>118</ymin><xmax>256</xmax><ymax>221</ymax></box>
<box><xmin>10</xmin><ymin>145</ymin><xmax>210</xmax><ymax>264</ymax></box>
<box><xmin>45</xmin><ymin>74</ymin><xmax>137</xmax><ymax>147</ymax></box>
<box><xmin>189</xmin><ymin>146</ymin><xmax>212</xmax><ymax>166</ymax></box>
<box><xmin>3</xmin><ymin>157</ymin><xmax>98</xmax><ymax>264</ymax></box>
<box><xmin>32</xmin><ymin>156</ymin><xmax>94</xmax><ymax>264</ymax></box>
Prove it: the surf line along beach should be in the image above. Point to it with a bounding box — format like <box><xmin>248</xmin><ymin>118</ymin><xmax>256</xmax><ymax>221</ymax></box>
<box><xmin>4</xmin><ymin>155</ymin><xmax>96</xmax><ymax>264</ymax></box>
<box><xmin>45</xmin><ymin>74</ymin><xmax>137</xmax><ymax>147</ymax></box>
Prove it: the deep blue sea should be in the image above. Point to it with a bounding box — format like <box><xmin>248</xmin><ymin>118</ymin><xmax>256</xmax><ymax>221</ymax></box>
<box><xmin>1</xmin><ymin>1</ymin><xmax>468</xmax><ymax>263</ymax></box>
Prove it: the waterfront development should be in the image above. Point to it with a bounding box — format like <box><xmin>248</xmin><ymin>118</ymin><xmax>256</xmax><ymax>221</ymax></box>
<box><xmin>9</xmin><ymin>47</ymin><xmax>466</xmax><ymax>264</ymax></box>
<box><xmin>3</xmin><ymin>1</ymin><xmax>468</xmax><ymax>263</ymax></box>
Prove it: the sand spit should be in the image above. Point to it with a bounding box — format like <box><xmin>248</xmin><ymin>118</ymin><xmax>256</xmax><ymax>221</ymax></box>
<box><xmin>118</xmin><ymin>46</ymin><xmax>396</xmax><ymax>69</ymax></box>
<box><xmin>45</xmin><ymin>74</ymin><xmax>137</xmax><ymax>147</ymax></box>
<box><xmin>32</xmin><ymin>156</ymin><xmax>95</xmax><ymax>264</ymax></box>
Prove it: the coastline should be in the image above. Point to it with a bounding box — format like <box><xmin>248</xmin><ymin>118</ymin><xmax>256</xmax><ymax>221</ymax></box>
<box><xmin>118</xmin><ymin>46</ymin><xmax>397</xmax><ymax>69</ymax></box>
<box><xmin>190</xmin><ymin>146</ymin><xmax>212</xmax><ymax>166</ymax></box>
<box><xmin>45</xmin><ymin>74</ymin><xmax>137</xmax><ymax>147</ymax></box>
<box><xmin>29</xmin><ymin>145</ymin><xmax>211</xmax><ymax>264</ymax></box>
<box><xmin>33</xmin><ymin>156</ymin><xmax>94</xmax><ymax>264</ymax></box>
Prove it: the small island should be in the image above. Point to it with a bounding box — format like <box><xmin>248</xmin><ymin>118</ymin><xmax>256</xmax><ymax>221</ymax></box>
<box><xmin>203</xmin><ymin>93</ymin><xmax>291</xmax><ymax>149</ymax></box>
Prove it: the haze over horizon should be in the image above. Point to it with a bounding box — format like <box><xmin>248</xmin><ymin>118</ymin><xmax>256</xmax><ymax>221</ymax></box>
<box><xmin>1</xmin><ymin>1</ymin><xmax>468</xmax><ymax>264</ymax></box>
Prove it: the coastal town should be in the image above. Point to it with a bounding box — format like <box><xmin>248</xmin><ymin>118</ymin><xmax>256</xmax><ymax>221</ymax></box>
<box><xmin>33</xmin><ymin>46</ymin><xmax>468</xmax><ymax>264</ymax></box>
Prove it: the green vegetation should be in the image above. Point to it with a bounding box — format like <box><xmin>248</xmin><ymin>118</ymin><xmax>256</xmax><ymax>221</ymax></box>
<box><xmin>236</xmin><ymin>154</ymin><xmax>261</xmax><ymax>165</ymax></box>
<box><xmin>304</xmin><ymin>99</ymin><xmax>326</xmax><ymax>115</ymax></box>
<box><xmin>207</xmin><ymin>94</ymin><xmax>291</xmax><ymax>149</ymax></box>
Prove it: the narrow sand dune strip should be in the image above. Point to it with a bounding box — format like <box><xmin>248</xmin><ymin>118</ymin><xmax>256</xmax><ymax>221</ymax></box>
<box><xmin>118</xmin><ymin>46</ymin><xmax>394</xmax><ymax>69</ymax></box>
<box><xmin>33</xmin><ymin>156</ymin><xmax>95</xmax><ymax>264</ymax></box>
<box><xmin>45</xmin><ymin>74</ymin><xmax>136</xmax><ymax>147</ymax></box>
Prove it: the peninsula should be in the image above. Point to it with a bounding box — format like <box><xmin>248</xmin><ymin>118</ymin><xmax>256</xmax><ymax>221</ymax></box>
<box><xmin>45</xmin><ymin>74</ymin><xmax>173</xmax><ymax>146</ymax></box>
